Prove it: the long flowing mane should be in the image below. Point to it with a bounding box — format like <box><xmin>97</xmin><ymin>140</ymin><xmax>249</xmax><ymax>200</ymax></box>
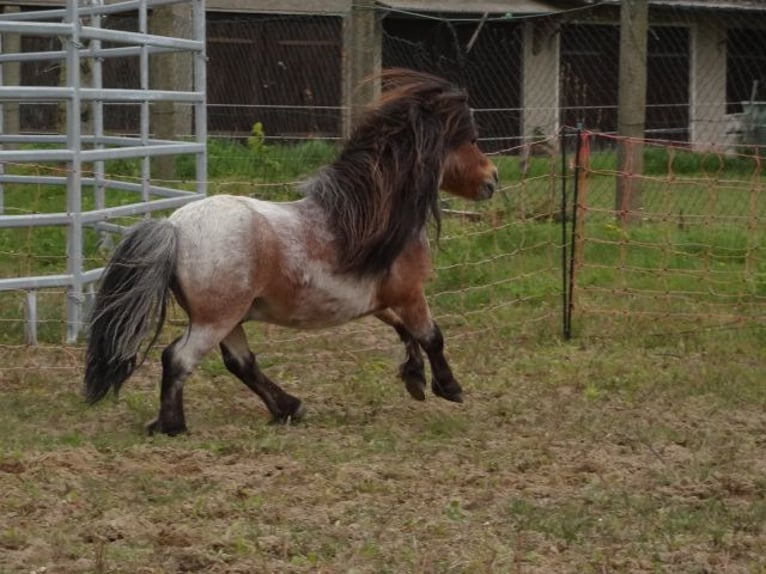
<box><xmin>306</xmin><ymin>69</ymin><xmax>477</xmax><ymax>276</ymax></box>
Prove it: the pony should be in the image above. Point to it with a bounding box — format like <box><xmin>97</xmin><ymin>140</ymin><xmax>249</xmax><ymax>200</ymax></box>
<box><xmin>84</xmin><ymin>69</ymin><xmax>498</xmax><ymax>435</ymax></box>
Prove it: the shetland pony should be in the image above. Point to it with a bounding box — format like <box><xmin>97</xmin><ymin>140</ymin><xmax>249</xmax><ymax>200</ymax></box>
<box><xmin>84</xmin><ymin>69</ymin><xmax>498</xmax><ymax>435</ymax></box>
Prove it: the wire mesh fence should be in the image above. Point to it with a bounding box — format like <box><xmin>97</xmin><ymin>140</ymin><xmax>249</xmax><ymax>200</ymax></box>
<box><xmin>560</xmin><ymin>130</ymin><xmax>766</xmax><ymax>339</ymax></box>
<box><xmin>1</xmin><ymin>1</ymin><xmax>766</xmax><ymax>360</ymax></box>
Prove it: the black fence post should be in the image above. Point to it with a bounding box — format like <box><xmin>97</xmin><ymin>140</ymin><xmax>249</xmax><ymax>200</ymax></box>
<box><xmin>561</xmin><ymin>128</ymin><xmax>571</xmax><ymax>339</ymax></box>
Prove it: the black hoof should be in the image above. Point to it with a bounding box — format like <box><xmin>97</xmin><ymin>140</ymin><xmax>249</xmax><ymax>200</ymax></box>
<box><xmin>405</xmin><ymin>378</ymin><xmax>427</xmax><ymax>401</ymax></box>
<box><xmin>146</xmin><ymin>418</ymin><xmax>188</xmax><ymax>437</ymax></box>
<box><xmin>400</xmin><ymin>365</ymin><xmax>426</xmax><ymax>401</ymax></box>
<box><xmin>269</xmin><ymin>400</ymin><xmax>305</xmax><ymax>425</ymax></box>
<box><xmin>431</xmin><ymin>378</ymin><xmax>464</xmax><ymax>403</ymax></box>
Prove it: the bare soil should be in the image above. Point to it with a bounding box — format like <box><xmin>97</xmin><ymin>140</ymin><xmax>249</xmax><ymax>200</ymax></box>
<box><xmin>1</xmin><ymin>325</ymin><xmax>765</xmax><ymax>573</ymax></box>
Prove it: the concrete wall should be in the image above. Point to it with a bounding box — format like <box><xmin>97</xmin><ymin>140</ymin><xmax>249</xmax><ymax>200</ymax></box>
<box><xmin>521</xmin><ymin>19</ymin><xmax>560</xmax><ymax>141</ymax></box>
<box><xmin>1</xmin><ymin>5</ymin><xmax>21</xmax><ymax>143</ymax></box>
<box><xmin>689</xmin><ymin>17</ymin><xmax>729</xmax><ymax>149</ymax></box>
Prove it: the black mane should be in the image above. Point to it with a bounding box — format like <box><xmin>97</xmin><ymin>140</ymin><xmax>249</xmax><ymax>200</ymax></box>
<box><xmin>306</xmin><ymin>69</ymin><xmax>476</xmax><ymax>276</ymax></box>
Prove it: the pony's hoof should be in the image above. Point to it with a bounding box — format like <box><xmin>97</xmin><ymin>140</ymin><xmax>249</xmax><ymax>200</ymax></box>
<box><xmin>270</xmin><ymin>401</ymin><xmax>305</xmax><ymax>425</ymax></box>
<box><xmin>431</xmin><ymin>379</ymin><xmax>464</xmax><ymax>403</ymax></box>
<box><xmin>402</xmin><ymin>374</ymin><xmax>426</xmax><ymax>401</ymax></box>
<box><xmin>400</xmin><ymin>364</ymin><xmax>426</xmax><ymax>401</ymax></box>
<box><xmin>405</xmin><ymin>378</ymin><xmax>427</xmax><ymax>401</ymax></box>
<box><xmin>146</xmin><ymin>418</ymin><xmax>188</xmax><ymax>437</ymax></box>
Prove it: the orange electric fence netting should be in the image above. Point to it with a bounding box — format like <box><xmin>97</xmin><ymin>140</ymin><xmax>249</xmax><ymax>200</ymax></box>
<box><xmin>565</xmin><ymin>131</ymin><xmax>766</xmax><ymax>339</ymax></box>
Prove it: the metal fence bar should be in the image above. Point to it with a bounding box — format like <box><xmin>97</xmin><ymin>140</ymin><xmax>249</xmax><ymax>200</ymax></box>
<box><xmin>90</xmin><ymin>0</ymin><xmax>106</xmax><ymax>219</ymax></box>
<box><xmin>139</xmin><ymin>0</ymin><xmax>150</xmax><ymax>205</ymax></box>
<box><xmin>0</xmin><ymin>21</ymin><xmax>72</xmax><ymax>35</ymax></box>
<box><xmin>64</xmin><ymin>0</ymin><xmax>84</xmax><ymax>344</ymax></box>
<box><xmin>1</xmin><ymin>267</ymin><xmax>106</xmax><ymax>291</ymax></box>
<box><xmin>0</xmin><ymin>213</ymin><xmax>73</xmax><ymax>228</ymax></box>
<box><xmin>0</xmin><ymin>87</ymin><xmax>203</xmax><ymax>102</ymax></box>
<box><xmin>0</xmin><ymin>44</ymin><xmax>187</xmax><ymax>64</ymax></box>
<box><xmin>0</xmin><ymin>28</ymin><xmax>4</xmax><ymax>215</ymax></box>
<box><xmin>0</xmin><ymin>176</ymin><xmax>202</xmax><ymax>199</ymax></box>
<box><xmin>0</xmin><ymin>0</ymin><xmax>189</xmax><ymax>21</ymax></box>
<box><xmin>0</xmin><ymin>134</ymin><xmax>201</xmax><ymax>146</ymax></box>
<box><xmin>193</xmin><ymin>0</ymin><xmax>207</xmax><ymax>197</ymax></box>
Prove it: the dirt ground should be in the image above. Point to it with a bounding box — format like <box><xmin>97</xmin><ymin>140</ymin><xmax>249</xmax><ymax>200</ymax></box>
<box><xmin>1</xmin><ymin>325</ymin><xmax>765</xmax><ymax>573</ymax></box>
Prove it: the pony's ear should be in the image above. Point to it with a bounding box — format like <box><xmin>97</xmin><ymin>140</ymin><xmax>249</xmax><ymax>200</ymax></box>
<box><xmin>436</xmin><ymin>90</ymin><xmax>469</xmax><ymax>105</ymax></box>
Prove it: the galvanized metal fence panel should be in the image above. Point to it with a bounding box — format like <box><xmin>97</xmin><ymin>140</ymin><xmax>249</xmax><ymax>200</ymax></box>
<box><xmin>0</xmin><ymin>0</ymin><xmax>207</xmax><ymax>344</ymax></box>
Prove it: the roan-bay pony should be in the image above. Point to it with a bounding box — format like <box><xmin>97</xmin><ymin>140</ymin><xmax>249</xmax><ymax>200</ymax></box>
<box><xmin>84</xmin><ymin>69</ymin><xmax>498</xmax><ymax>435</ymax></box>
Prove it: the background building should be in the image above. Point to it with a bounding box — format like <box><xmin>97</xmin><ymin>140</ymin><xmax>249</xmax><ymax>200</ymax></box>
<box><xmin>3</xmin><ymin>0</ymin><xmax>766</xmax><ymax>151</ymax></box>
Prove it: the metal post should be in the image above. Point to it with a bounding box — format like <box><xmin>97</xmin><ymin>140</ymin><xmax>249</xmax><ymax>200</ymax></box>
<box><xmin>193</xmin><ymin>0</ymin><xmax>207</xmax><ymax>194</ymax></box>
<box><xmin>139</xmin><ymin>0</ymin><xmax>151</xmax><ymax>205</ymax></box>
<box><xmin>91</xmin><ymin>0</ymin><xmax>105</xmax><ymax>209</ymax></box>
<box><xmin>25</xmin><ymin>291</ymin><xmax>38</xmax><ymax>345</ymax></box>
<box><xmin>0</xmin><ymin>31</ymin><xmax>4</xmax><ymax>215</ymax></box>
<box><xmin>65</xmin><ymin>0</ymin><xmax>84</xmax><ymax>343</ymax></box>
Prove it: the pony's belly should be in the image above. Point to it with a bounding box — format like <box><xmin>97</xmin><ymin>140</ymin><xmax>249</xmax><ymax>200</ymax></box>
<box><xmin>247</xmin><ymin>293</ymin><xmax>375</xmax><ymax>329</ymax></box>
<box><xmin>248</xmin><ymin>274</ymin><xmax>379</xmax><ymax>329</ymax></box>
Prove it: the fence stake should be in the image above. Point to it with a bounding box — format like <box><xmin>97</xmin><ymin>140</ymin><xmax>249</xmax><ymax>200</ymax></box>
<box><xmin>568</xmin><ymin>129</ymin><xmax>589</xmax><ymax>338</ymax></box>
<box><xmin>561</xmin><ymin>128</ymin><xmax>571</xmax><ymax>339</ymax></box>
<box><xmin>25</xmin><ymin>290</ymin><xmax>38</xmax><ymax>345</ymax></box>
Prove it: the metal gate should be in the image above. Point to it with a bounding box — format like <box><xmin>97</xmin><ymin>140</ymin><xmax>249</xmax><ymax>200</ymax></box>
<box><xmin>0</xmin><ymin>0</ymin><xmax>206</xmax><ymax>343</ymax></box>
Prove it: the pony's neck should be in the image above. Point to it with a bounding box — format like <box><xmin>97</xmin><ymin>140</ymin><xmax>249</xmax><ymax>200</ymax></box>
<box><xmin>305</xmin><ymin>134</ymin><xmax>442</xmax><ymax>276</ymax></box>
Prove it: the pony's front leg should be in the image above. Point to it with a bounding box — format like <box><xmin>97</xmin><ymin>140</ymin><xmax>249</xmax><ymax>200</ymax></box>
<box><xmin>394</xmin><ymin>295</ymin><xmax>464</xmax><ymax>403</ymax></box>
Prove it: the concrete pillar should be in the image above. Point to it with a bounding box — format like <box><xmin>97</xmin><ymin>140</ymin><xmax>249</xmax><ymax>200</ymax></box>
<box><xmin>616</xmin><ymin>0</ymin><xmax>648</xmax><ymax>224</ymax></box>
<box><xmin>1</xmin><ymin>5</ymin><xmax>21</xmax><ymax>145</ymax></box>
<box><xmin>342</xmin><ymin>0</ymin><xmax>381</xmax><ymax>140</ymax></box>
<box><xmin>150</xmin><ymin>3</ymin><xmax>193</xmax><ymax>179</ymax></box>
<box><xmin>521</xmin><ymin>19</ymin><xmax>560</xmax><ymax>141</ymax></box>
<box><xmin>689</xmin><ymin>17</ymin><xmax>727</xmax><ymax>150</ymax></box>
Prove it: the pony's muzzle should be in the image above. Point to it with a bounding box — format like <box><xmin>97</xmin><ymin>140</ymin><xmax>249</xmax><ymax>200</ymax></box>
<box><xmin>480</xmin><ymin>168</ymin><xmax>499</xmax><ymax>200</ymax></box>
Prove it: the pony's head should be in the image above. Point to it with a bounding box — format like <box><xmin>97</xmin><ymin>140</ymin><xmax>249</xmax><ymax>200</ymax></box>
<box><xmin>377</xmin><ymin>69</ymin><xmax>498</xmax><ymax>201</ymax></box>
<box><xmin>440</xmin><ymin>124</ymin><xmax>499</xmax><ymax>201</ymax></box>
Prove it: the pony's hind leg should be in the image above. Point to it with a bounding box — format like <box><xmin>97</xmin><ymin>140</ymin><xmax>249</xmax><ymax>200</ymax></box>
<box><xmin>394</xmin><ymin>294</ymin><xmax>464</xmax><ymax>403</ymax></box>
<box><xmin>146</xmin><ymin>323</ymin><xmax>226</xmax><ymax>436</ymax></box>
<box><xmin>375</xmin><ymin>309</ymin><xmax>426</xmax><ymax>401</ymax></box>
<box><xmin>220</xmin><ymin>324</ymin><xmax>304</xmax><ymax>423</ymax></box>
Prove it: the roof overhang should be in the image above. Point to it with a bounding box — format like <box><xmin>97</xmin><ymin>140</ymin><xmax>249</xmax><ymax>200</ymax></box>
<box><xmin>379</xmin><ymin>0</ymin><xmax>563</xmax><ymax>14</ymax></box>
<box><xmin>589</xmin><ymin>0</ymin><xmax>766</xmax><ymax>12</ymax></box>
<box><xmin>205</xmin><ymin>0</ymin><xmax>350</xmax><ymax>14</ymax></box>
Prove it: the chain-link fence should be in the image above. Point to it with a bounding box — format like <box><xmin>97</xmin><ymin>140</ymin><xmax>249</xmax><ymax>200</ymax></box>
<box><xmin>12</xmin><ymin>3</ymin><xmax>765</xmax><ymax>148</ymax></box>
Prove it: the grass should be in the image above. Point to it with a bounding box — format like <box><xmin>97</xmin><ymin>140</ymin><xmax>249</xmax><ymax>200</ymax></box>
<box><xmin>0</xmin><ymin>329</ymin><xmax>765</xmax><ymax>573</ymax></box>
<box><xmin>1</xmin><ymin>141</ymin><xmax>766</xmax><ymax>572</ymax></box>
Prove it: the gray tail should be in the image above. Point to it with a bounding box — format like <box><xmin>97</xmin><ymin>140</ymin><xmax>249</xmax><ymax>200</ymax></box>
<box><xmin>84</xmin><ymin>218</ymin><xmax>178</xmax><ymax>404</ymax></box>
